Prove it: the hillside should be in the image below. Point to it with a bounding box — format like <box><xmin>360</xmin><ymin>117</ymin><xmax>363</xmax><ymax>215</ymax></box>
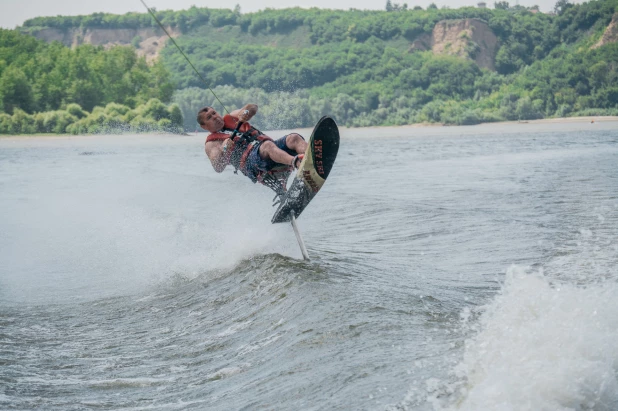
<box><xmin>24</xmin><ymin>26</ymin><xmax>179</xmax><ymax>62</ymax></box>
<box><xmin>9</xmin><ymin>0</ymin><xmax>618</xmax><ymax>131</ymax></box>
<box><xmin>593</xmin><ymin>12</ymin><xmax>618</xmax><ymax>48</ymax></box>
<box><xmin>409</xmin><ymin>18</ymin><xmax>499</xmax><ymax>70</ymax></box>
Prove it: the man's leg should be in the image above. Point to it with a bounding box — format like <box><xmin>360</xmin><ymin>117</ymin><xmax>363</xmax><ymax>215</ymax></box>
<box><xmin>258</xmin><ymin>133</ymin><xmax>307</xmax><ymax>166</ymax></box>
<box><xmin>258</xmin><ymin>141</ymin><xmax>295</xmax><ymax>166</ymax></box>
<box><xmin>284</xmin><ymin>133</ymin><xmax>307</xmax><ymax>155</ymax></box>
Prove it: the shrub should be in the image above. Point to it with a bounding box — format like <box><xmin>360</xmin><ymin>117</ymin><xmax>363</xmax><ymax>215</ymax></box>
<box><xmin>138</xmin><ymin>98</ymin><xmax>169</xmax><ymax>121</ymax></box>
<box><xmin>131</xmin><ymin>35</ymin><xmax>142</xmax><ymax>48</ymax></box>
<box><xmin>555</xmin><ymin>104</ymin><xmax>572</xmax><ymax>118</ymax></box>
<box><xmin>65</xmin><ymin>103</ymin><xmax>87</xmax><ymax>119</ymax></box>
<box><xmin>168</xmin><ymin>103</ymin><xmax>183</xmax><ymax>127</ymax></box>
<box><xmin>129</xmin><ymin>116</ymin><xmax>158</xmax><ymax>131</ymax></box>
<box><xmin>158</xmin><ymin>118</ymin><xmax>173</xmax><ymax>129</ymax></box>
<box><xmin>33</xmin><ymin>112</ymin><xmax>46</xmax><ymax>132</ymax></box>
<box><xmin>11</xmin><ymin>109</ymin><xmax>36</xmax><ymax>134</ymax></box>
<box><xmin>42</xmin><ymin>110</ymin><xmax>78</xmax><ymax>133</ymax></box>
<box><xmin>104</xmin><ymin>102</ymin><xmax>131</xmax><ymax>117</ymax></box>
<box><xmin>0</xmin><ymin>113</ymin><xmax>11</xmax><ymax>134</ymax></box>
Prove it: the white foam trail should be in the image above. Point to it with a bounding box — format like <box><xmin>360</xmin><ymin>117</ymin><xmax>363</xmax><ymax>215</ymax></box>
<box><xmin>440</xmin><ymin>266</ymin><xmax>618</xmax><ymax>411</ymax></box>
<box><xmin>0</xmin><ymin>162</ymin><xmax>300</xmax><ymax>304</ymax></box>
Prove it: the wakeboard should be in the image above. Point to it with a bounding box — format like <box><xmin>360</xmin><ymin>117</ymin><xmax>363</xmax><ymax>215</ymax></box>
<box><xmin>271</xmin><ymin>116</ymin><xmax>339</xmax><ymax>224</ymax></box>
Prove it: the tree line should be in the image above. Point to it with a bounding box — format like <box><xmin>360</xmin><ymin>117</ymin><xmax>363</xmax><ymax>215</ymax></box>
<box><xmin>0</xmin><ymin>29</ymin><xmax>173</xmax><ymax>114</ymax></box>
<box><xmin>161</xmin><ymin>0</ymin><xmax>617</xmax><ymax>126</ymax></box>
<box><xmin>5</xmin><ymin>0</ymin><xmax>618</xmax><ymax>133</ymax></box>
<box><xmin>24</xmin><ymin>2</ymin><xmax>614</xmax><ymax>76</ymax></box>
<box><xmin>0</xmin><ymin>28</ymin><xmax>181</xmax><ymax>134</ymax></box>
<box><xmin>0</xmin><ymin>99</ymin><xmax>183</xmax><ymax>135</ymax></box>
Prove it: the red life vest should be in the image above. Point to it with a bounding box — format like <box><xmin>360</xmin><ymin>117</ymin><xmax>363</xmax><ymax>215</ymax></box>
<box><xmin>206</xmin><ymin>115</ymin><xmax>273</xmax><ymax>175</ymax></box>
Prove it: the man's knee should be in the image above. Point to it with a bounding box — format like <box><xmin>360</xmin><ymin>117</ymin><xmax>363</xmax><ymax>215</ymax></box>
<box><xmin>286</xmin><ymin>133</ymin><xmax>304</xmax><ymax>147</ymax></box>
<box><xmin>259</xmin><ymin>140</ymin><xmax>277</xmax><ymax>158</ymax></box>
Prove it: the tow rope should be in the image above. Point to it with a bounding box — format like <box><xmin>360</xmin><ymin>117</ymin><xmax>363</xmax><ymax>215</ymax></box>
<box><xmin>139</xmin><ymin>0</ymin><xmax>230</xmax><ymax>115</ymax></box>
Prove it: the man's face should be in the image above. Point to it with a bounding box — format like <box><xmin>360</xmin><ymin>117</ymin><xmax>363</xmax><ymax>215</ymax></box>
<box><xmin>200</xmin><ymin>107</ymin><xmax>224</xmax><ymax>132</ymax></box>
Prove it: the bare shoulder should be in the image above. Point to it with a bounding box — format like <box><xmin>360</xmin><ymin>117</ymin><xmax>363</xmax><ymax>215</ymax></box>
<box><xmin>205</xmin><ymin>139</ymin><xmax>223</xmax><ymax>148</ymax></box>
<box><xmin>204</xmin><ymin>139</ymin><xmax>227</xmax><ymax>172</ymax></box>
<box><xmin>205</xmin><ymin>139</ymin><xmax>223</xmax><ymax>157</ymax></box>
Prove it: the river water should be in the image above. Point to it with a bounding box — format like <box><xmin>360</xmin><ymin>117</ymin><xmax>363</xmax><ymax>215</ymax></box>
<box><xmin>1</xmin><ymin>121</ymin><xmax>617</xmax><ymax>410</ymax></box>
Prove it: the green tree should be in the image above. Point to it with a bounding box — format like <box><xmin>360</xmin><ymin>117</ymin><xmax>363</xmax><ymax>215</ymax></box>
<box><xmin>554</xmin><ymin>0</ymin><xmax>572</xmax><ymax>15</ymax></box>
<box><xmin>0</xmin><ymin>67</ymin><xmax>34</xmax><ymax>114</ymax></box>
<box><xmin>14</xmin><ymin>1</ymin><xmax>618</xmax><ymax>129</ymax></box>
<box><xmin>131</xmin><ymin>35</ymin><xmax>142</xmax><ymax>48</ymax></box>
<box><xmin>169</xmin><ymin>103</ymin><xmax>183</xmax><ymax>127</ymax></box>
<box><xmin>0</xmin><ymin>29</ymin><xmax>175</xmax><ymax>114</ymax></box>
<box><xmin>589</xmin><ymin>61</ymin><xmax>608</xmax><ymax>89</ymax></box>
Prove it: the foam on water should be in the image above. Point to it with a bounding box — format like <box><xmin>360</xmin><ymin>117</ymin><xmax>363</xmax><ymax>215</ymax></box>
<box><xmin>4</xmin><ymin>197</ymin><xmax>294</xmax><ymax>304</ymax></box>
<box><xmin>403</xmin><ymin>151</ymin><xmax>618</xmax><ymax>410</ymax></box>
<box><xmin>454</xmin><ymin>266</ymin><xmax>618</xmax><ymax>410</ymax></box>
<box><xmin>0</xmin><ymin>139</ymin><xmax>300</xmax><ymax>304</ymax></box>
<box><xmin>421</xmin><ymin>264</ymin><xmax>618</xmax><ymax>411</ymax></box>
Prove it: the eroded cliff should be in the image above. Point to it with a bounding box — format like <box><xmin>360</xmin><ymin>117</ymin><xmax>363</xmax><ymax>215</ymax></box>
<box><xmin>409</xmin><ymin>18</ymin><xmax>499</xmax><ymax>71</ymax></box>
<box><xmin>592</xmin><ymin>13</ymin><xmax>618</xmax><ymax>49</ymax></box>
<box><xmin>26</xmin><ymin>27</ymin><xmax>179</xmax><ymax>62</ymax></box>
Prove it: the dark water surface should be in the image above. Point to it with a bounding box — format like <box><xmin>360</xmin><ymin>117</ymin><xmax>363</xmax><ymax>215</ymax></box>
<box><xmin>1</xmin><ymin>122</ymin><xmax>617</xmax><ymax>410</ymax></box>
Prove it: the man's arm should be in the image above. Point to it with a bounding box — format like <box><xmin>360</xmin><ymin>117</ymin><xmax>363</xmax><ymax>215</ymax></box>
<box><xmin>205</xmin><ymin>140</ymin><xmax>231</xmax><ymax>173</ymax></box>
<box><xmin>229</xmin><ymin>104</ymin><xmax>258</xmax><ymax>122</ymax></box>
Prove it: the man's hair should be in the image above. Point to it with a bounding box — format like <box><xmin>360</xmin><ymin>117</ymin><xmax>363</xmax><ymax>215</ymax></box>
<box><xmin>197</xmin><ymin>106</ymin><xmax>214</xmax><ymax>126</ymax></box>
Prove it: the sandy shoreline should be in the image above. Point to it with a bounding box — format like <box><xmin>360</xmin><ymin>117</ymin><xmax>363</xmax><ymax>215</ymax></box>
<box><xmin>253</xmin><ymin>115</ymin><xmax>618</xmax><ymax>139</ymax></box>
<box><xmin>344</xmin><ymin>115</ymin><xmax>618</xmax><ymax>131</ymax></box>
<box><xmin>1</xmin><ymin>116</ymin><xmax>617</xmax><ymax>140</ymax></box>
<box><xmin>477</xmin><ymin>115</ymin><xmax>618</xmax><ymax>126</ymax></box>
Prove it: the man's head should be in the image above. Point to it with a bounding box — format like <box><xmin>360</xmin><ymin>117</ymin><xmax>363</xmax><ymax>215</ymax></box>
<box><xmin>197</xmin><ymin>106</ymin><xmax>224</xmax><ymax>132</ymax></box>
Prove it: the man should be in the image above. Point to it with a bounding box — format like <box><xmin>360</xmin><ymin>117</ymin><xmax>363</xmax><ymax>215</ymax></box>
<box><xmin>198</xmin><ymin>104</ymin><xmax>307</xmax><ymax>183</ymax></box>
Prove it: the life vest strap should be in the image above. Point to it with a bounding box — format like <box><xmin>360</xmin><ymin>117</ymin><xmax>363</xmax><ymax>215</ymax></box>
<box><xmin>239</xmin><ymin>140</ymin><xmax>260</xmax><ymax>174</ymax></box>
<box><xmin>205</xmin><ymin>118</ymin><xmax>274</xmax><ymax>176</ymax></box>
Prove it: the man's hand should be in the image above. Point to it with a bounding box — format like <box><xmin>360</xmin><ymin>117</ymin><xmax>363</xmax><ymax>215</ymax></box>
<box><xmin>238</xmin><ymin>109</ymin><xmax>251</xmax><ymax>122</ymax></box>
<box><xmin>230</xmin><ymin>104</ymin><xmax>258</xmax><ymax>122</ymax></box>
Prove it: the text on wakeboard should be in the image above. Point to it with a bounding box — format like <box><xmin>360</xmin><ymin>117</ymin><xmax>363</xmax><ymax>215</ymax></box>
<box><xmin>303</xmin><ymin>170</ymin><xmax>320</xmax><ymax>192</ymax></box>
<box><xmin>314</xmin><ymin>140</ymin><xmax>324</xmax><ymax>175</ymax></box>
